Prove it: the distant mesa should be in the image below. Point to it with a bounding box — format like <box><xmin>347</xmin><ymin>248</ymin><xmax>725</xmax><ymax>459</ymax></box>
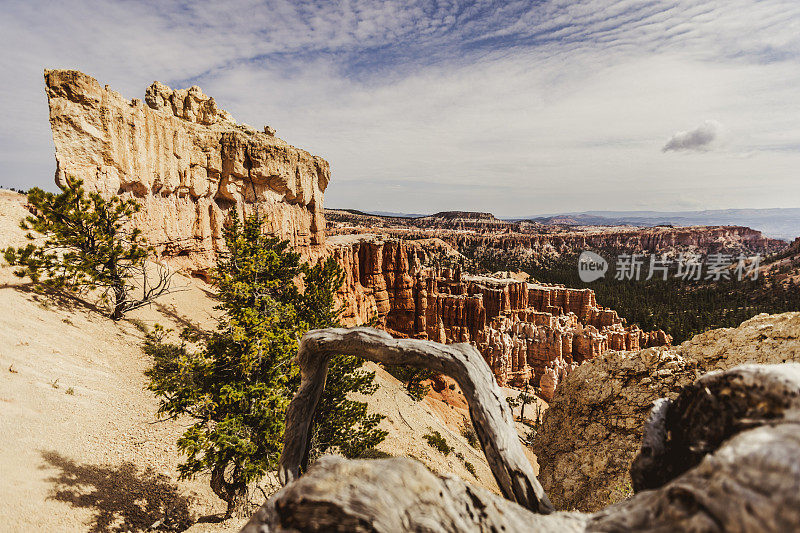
<box><xmin>423</xmin><ymin>211</ymin><xmax>499</xmax><ymax>221</ymax></box>
<box><xmin>524</xmin><ymin>209</ymin><xmax>800</xmax><ymax>240</ymax></box>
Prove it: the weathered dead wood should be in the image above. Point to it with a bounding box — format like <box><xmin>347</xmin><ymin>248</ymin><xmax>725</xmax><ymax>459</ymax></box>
<box><xmin>591</xmin><ymin>422</ymin><xmax>800</xmax><ymax>531</ymax></box>
<box><xmin>243</xmin><ymin>334</ymin><xmax>800</xmax><ymax>533</ymax></box>
<box><xmin>278</xmin><ymin>327</ymin><xmax>553</xmax><ymax>514</ymax></box>
<box><xmin>630</xmin><ymin>363</ymin><xmax>800</xmax><ymax>492</ymax></box>
<box><xmin>589</xmin><ymin>363</ymin><xmax>800</xmax><ymax>531</ymax></box>
<box><xmin>243</xmin><ymin>456</ymin><xmax>586</xmax><ymax>533</ymax></box>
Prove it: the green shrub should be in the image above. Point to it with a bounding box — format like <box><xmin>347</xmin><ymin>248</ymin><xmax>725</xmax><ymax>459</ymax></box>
<box><xmin>146</xmin><ymin>215</ymin><xmax>385</xmax><ymax>517</ymax></box>
<box><xmin>464</xmin><ymin>461</ymin><xmax>476</xmax><ymax>476</ymax></box>
<box><xmin>461</xmin><ymin>424</ymin><xmax>480</xmax><ymax>449</ymax></box>
<box><xmin>423</xmin><ymin>430</ymin><xmax>453</xmax><ymax>456</ymax></box>
<box><xmin>384</xmin><ymin>365</ymin><xmax>434</xmax><ymax>401</ymax></box>
<box><xmin>4</xmin><ymin>178</ymin><xmax>171</xmax><ymax>319</ymax></box>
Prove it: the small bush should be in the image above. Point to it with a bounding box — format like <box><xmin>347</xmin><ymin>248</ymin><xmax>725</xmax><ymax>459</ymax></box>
<box><xmin>423</xmin><ymin>430</ymin><xmax>453</xmax><ymax>456</ymax></box>
<box><xmin>464</xmin><ymin>461</ymin><xmax>476</xmax><ymax>477</ymax></box>
<box><xmin>461</xmin><ymin>424</ymin><xmax>480</xmax><ymax>449</ymax></box>
<box><xmin>4</xmin><ymin>178</ymin><xmax>172</xmax><ymax>319</ymax></box>
<box><xmin>357</xmin><ymin>448</ymin><xmax>393</xmax><ymax>460</ymax></box>
<box><xmin>385</xmin><ymin>365</ymin><xmax>434</xmax><ymax>401</ymax></box>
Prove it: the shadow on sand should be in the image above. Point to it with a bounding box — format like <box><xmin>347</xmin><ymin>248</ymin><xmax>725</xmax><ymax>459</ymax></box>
<box><xmin>40</xmin><ymin>450</ymin><xmax>197</xmax><ymax>532</ymax></box>
<box><xmin>0</xmin><ymin>281</ymin><xmax>105</xmax><ymax>316</ymax></box>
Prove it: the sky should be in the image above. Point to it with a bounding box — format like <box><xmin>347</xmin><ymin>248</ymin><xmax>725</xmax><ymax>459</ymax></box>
<box><xmin>1</xmin><ymin>0</ymin><xmax>800</xmax><ymax>217</ymax></box>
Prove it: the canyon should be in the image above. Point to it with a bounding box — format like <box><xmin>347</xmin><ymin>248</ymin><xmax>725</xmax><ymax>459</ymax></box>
<box><xmin>326</xmin><ymin>234</ymin><xmax>670</xmax><ymax>397</ymax></box>
<box><xmin>31</xmin><ymin>69</ymin><xmax>800</xmax><ymax>531</ymax></box>
<box><xmin>327</xmin><ymin>208</ymin><xmax>786</xmax><ymax>262</ymax></box>
<box><xmin>56</xmin><ymin>70</ymin><xmax>800</xmax><ymax>401</ymax></box>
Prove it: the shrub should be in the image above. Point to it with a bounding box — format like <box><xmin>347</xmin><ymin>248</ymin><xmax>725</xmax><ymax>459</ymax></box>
<box><xmin>4</xmin><ymin>178</ymin><xmax>171</xmax><ymax>319</ymax></box>
<box><xmin>385</xmin><ymin>365</ymin><xmax>434</xmax><ymax>401</ymax></box>
<box><xmin>464</xmin><ymin>461</ymin><xmax>476</xmax><ymax>476</ymax></box>
<box><xmin>146</xmin><ymin>215</ymin><xmax>384</xmax><ymax>517</ymax></box>
<box><xmin>423</xmin><ymin>430</ymin><xmax>453</xmax><ymax>456</ymax></box>
<box><xmin>461</xmin><ymin>423</ymin><xmax>480</xmax><ymax>449</ymax></box>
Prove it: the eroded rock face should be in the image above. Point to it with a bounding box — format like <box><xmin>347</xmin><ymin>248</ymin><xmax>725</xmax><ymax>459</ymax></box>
<box><xmin>326</xmin><ymin>234</ymin><xmax>670</xmax><ymax>391</ymax></box>
<box><xmin>327</xmin><ymin>209</ymin><xmax>787</xmax><ymax>255</ymax></box>
<box><xmin>532</xmin><ymin>311</ymin><xmax>800</xmax><ymax>512</ymax></box>
<box><xmin>45</xmin><ymin>69</ymin><xmax>329</xmax><ymax>273</ymax></box>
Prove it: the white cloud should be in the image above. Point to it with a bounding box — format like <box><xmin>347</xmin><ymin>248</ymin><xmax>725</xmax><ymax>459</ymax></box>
<box><xmin>1</xmin><ymin>0</ymin><xmax>800</xmax><ymax>215</ymax></box>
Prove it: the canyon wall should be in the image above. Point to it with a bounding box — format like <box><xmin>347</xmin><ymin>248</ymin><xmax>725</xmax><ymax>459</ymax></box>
<box><xmin>45</xmin><ymin>69</ymin><xmax>329</xmax><ymax>274</ymax></box>
<box><xmin>327</xmin><ymin>209</ymin><xmax>787</xmax><ymax>258</ymax></box>
<box><xmin>326</xmin><ymin>234</ymin><xmax>671</xmax><ymax>396</ymax></box>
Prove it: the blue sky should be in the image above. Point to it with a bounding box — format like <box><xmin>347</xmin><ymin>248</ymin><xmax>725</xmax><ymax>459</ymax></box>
<box><xmin>1</xmin><ymin>0</ymin><xmax>800</xmax><ymax>216</ymax></box>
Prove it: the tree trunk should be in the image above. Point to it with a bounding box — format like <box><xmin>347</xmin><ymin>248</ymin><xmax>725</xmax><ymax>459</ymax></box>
<box><xmin>243</xmin><ymin>362</ymin><xmax>800</xmax><ymax>532</ymax></box>
<box><xmin>109</xmin><ymin>279</ymin><xmax>127</xmax><ymax>320</ymax></box>
<box><xmin>278</xmin><ymin>327</ymin><xmax>553</xmax><ymax>514</ymax></box>
<box><xmin>211</xmin><ymin>464</ymin><xmax>248</xmax><ymax>519</ymax></box>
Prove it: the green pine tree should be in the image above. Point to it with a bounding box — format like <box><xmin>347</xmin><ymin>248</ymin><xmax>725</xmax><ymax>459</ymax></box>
<box><xmin>3</xmin><ymin>178</ymin><xmax>171</xmax><ymax>319</ymax></box>
<box><xmin>146</xmin><ymin>215</ymin><xmax>385</xmax><ymax>518</ymax></box>
<box><xmin>299</xmin><ymin>257</ymin><xmax>386</xmax><ymax>461</ymax></box>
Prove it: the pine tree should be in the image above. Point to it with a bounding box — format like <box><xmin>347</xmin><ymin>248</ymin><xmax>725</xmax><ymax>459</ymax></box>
<box><xmin>299</xmin><ymin>257</ymin><xmax>386</xmax><ymax>460</ymax></box>
<box><xmin>3</xmin><ymin>178</ymin><xmax>171</xmax><ymax>319</ymax></box>
<box><xmin>146</xmin><ymin>215</ymin><xmax>385</xmax><ymax>517</ymax></box>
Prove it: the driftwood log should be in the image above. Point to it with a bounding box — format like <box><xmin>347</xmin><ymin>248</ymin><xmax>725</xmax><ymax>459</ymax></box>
<box><xmin>277</xmin><ymin>327</ymin><xmax>552</xmax><ymax>513</ymax></box>
<box><xmin>242</xmin><ymin>327</ymin><xmax>800</xmax><ymax>532</ymax></box>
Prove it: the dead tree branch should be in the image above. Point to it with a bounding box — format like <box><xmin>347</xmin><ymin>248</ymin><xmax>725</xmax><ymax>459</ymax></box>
<box><xmin>279</xmin><ymin>327</ymin><xmax>553</xmax><ymax>514</ymax></box>
<box><xmin>243</xmin><ymin>328</ymin><xmax>800</xmax><ymax>533</ymax></box>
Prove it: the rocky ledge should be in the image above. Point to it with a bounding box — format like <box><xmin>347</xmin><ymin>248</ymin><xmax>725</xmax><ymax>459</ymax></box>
<box><xmin>532</xmin><ymin>311</ymin><xmax>800</xmax><ymax>512</ymax></box>
<box><xmin>45</xmin><ymin>69</ymin><xmax>330</xmax><ymax>274</ymax></box>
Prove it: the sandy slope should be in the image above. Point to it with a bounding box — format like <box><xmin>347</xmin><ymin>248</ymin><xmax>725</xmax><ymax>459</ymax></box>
<box><xmin>0</xmin><ymin>190</ymin><xmax>508</xmax><ymax>531</ymax></box>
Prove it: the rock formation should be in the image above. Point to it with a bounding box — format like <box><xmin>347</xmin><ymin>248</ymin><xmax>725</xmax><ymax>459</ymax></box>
<box><xmin>326</xmin><ymin>234</ymin><xmax>670</xmax><ymax>393</ymax></box>
<box><xmin>42</xmin><ymin>70</ymin><xmax>666</xmax><ymax>395</ymax></box>
<box><xmin>531</xmin><ymin>311</ymin><xmax>800</xmax><ymax>512</ymax></box>
<box><xmin>327</xmin><ymin>208</ymin><xmax>787</xmax><ymax>260</ymax></box>
<box><xmin>45</xmin><ymin>69</ymin><xmax>329</xmax><ymax>274</ymax></box>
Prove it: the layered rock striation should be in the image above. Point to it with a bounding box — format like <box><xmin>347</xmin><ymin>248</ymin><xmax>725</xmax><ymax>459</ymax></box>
<box><xmin>45</xmin><ymin>69</ymin><xmax>329</xmax><ymax>273</ymax></box>
<box><xmin>326</xmin><ymin>235</ymin><xmax>670</xmax><ymax>394</ymax></box>
<box><xmin>327</xmin><ymin>209</ymin><xmax>787</xmax><ymax>258</ymax></box>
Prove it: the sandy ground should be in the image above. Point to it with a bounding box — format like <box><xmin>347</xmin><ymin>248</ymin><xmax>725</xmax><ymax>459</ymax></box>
<box><xmin>0</xmin><ymin>191</ymin><xmax>237</xmax><ymax>531</ymax></box>
<box><xmin>0</xmin><ymin>190</ymin><xmax>532</xmax><ymax>531</ymax></box>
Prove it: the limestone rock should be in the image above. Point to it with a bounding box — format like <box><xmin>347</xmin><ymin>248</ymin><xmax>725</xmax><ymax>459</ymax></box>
<box><xmin>44</xmin><ymin>69</ymin><xmax>330</xmax><ymax>274</ymax></box>
<box><xmin>531</xmin><ymin>311</ymin><xmax>800</xmax><ymax>512</ymax></box>
<box><xmin>325</xmin><ymin>234</ymin><xmax>670</xmax><ymax>390</ymax></box>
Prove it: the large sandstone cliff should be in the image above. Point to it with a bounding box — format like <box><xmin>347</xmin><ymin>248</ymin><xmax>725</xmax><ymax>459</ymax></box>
<box><xmin>45</xmin><ymin>69</ymin><xmax>330</xmax><ymax>274</ymax></box>
<box><xmin>531</xmin><ymin>311</ymin><xmax>800</xmax><ymax>512</ymax></box>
